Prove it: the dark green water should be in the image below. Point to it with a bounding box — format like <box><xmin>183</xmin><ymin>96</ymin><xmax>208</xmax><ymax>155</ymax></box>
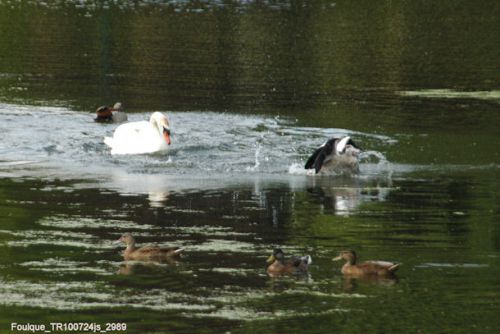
<box><xmin>0</xmin><ymin>1</ymin><xmax>499</xmax><ymax>333</ymax></box>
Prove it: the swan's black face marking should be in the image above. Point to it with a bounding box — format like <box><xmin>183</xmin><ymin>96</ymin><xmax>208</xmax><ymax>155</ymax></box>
<box><xmin>305</xmin><ymin>136</ymin><xmax>361</xmax><ymax>174</ymax></box>
<box><xmin>162</xmin><ymin>127</ymin><xmax>172</xmax><ymax>145</ymax></box>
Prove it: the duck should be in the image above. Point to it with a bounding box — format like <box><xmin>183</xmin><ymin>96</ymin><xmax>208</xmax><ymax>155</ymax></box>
<box><xmin>266</xmin><ymin>248</ymin><xmax>312</xmax><ymax>276</ymax></box>
<box><xmin>94</xmin><ymin>102</ymin><xmax>128</xmax><ymax>123</ymax></box>
<box><xmin>104</xmin><ymin>112</ymin><xmax>171</xmax><ymax>155</ymax></box>
<box><xmin>305</xmin><ymin>136</ymin><xmax>361</xmax><ymax>174</ymax></box>
<box><xmin>332</xmin><ymin>250</ymin><xmax>400</xmax><ymax>277</ymax></box>
<box><xmin>114</xmin><ymin>232</ymin><xmax>183</xmax><ymax>261</ymax></box>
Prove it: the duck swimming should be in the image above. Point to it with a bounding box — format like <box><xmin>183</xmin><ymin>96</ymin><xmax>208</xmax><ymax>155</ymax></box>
<box><xmin>104</xmin><ymin>112</ymin><xmax>171</xmax><ymax>155</ymax></box>
<box><xmin>266</xmin><ymin>248</ymin><xmax>312</xmax><ymax>276</ymax></box>
<box><xmin>94</xmin><ymin>102</ymin><xmax>128</xmax><ymax>123</ymax></box>
<box><xmin>332</xmin><ymin>250</ymin><xmax>400</xmax><ymax>277</ymax></box>
<box><xmin>305</xmin><ymin>136</ymin><xmax>361</xmax><ymax>174</ymax></box>
<box><xmin>114</xmin><ymin>232</ymin><xmax>183</xmax><ymax>261</ymax></box>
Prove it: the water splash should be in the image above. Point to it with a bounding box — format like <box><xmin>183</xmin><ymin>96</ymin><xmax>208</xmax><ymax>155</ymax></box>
<box><xmin>359</xmin><ymin>150</ymin><xmax>392</xmax><ymax>175</ymax></box>
<box><xmin>0</xmin><ymin>103</ymin><xmax>408</xmax><ymax>194</ymax></box>
<box><xmin>359</xmin><ymin>150</ymin><xmax>389</xmax><ymax>164</ymax></box>
<box><xmin>288</xmin><ymin>163</ymin><xmax>314</xmax><ymax>175</ymax></box>
<box><xmin>246</xmin><ymin>141</ymin><xmax>262</xmax><ymax>172</ymax></box>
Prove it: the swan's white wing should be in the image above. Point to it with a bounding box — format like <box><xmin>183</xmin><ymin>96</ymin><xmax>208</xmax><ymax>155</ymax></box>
<box><xmin>105</xmin><ymin>121</ymin><xmax>167</xmax><ymax>155</ymax></box>
<box><xmin>113</xmin><ymin>121</ymin><xmax>151</xmax><ymax>141</ymax></box>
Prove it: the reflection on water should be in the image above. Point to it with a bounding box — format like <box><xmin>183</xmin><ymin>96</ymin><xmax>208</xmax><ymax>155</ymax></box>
<box><xmin>117</xmin><ymin>260</ymin><xmax>180</xmax><ymax>275</ymax></box>
<box><xmin>1</xmin><ymin>0</ymin><xmax>499</xmax><ymax>116</ymax></box>
<box><xmin>339</xmin><ymin>275</ymin><xmax>399</xmax><ymax>293</ymax></box>
<box><xmin>0</xmin><ymin>169</ymin><xmax>498</xmax><ymax>332</ymax></box>
<box><xmin>0</xmin><ymin>102</ymin><xmax>398</xmax><ymax>194</ymax></box>
<box><xmin>398</xmin><ymin>89</ymin><xmax>500</xmax><ymax>101</ymax></box>
<box><xmin>0</xmin><ymin>102</ymin><xmax>497</xmax><ymax>333</ymax></box>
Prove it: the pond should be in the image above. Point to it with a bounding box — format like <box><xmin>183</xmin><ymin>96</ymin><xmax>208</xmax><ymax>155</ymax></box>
<box><xmin>0</xmin><ymin>1</ymin><xmax>499</xmax><ymax>333</ymax></box>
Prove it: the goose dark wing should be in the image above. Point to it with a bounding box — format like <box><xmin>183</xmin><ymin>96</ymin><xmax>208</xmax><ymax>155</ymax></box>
<box><xmin>305</xmin><ymin>146</ymin><xmax>323</xmax><ymax>170</ymax></box>
<box><xmin>305</xmin><ymin>139</ymin><xmax>336</xmax><ymax>173</ymax></box>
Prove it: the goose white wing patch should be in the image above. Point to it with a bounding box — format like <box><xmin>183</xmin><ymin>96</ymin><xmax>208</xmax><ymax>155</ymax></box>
<box><xmin>336</xmin><ymin>136</ymin><xmax>350</xmax><ymax>153</ymax></box>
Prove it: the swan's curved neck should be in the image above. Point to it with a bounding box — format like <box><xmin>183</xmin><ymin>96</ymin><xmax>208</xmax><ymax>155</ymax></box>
<box><xmin>150</xmin><ymin>114</ymin><xmax>166</xmax><ymax>135</ymax></box>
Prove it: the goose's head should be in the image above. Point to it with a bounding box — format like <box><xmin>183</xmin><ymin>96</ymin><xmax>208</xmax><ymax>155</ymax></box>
<box><xmin>150</xmin><ymin>112</ymin><xmax>171</xmax><ymax>145</ymax></box>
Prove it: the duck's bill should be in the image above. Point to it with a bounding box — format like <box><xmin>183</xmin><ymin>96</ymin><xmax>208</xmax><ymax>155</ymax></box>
<box><xmin>163</xmin><ymin>128</ymin><xmax>171</xmax><ymax>145</ymax></box>
<box><xmin>266</xmin><ymin>255</ymin><xmax>275</xmax><ymax>264</ymax></box>
<box><xmin>332</xmin><ymin>255</ymin><xmax>342</xmax><ymax>261</ymax></box>
<box><xmin>113</xmin><ymin>238</ymin><xmax>122</xmax><ymax>245</ymax></box>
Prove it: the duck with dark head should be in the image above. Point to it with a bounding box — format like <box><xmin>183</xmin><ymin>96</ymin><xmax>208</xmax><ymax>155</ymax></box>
<box><xmin>266</xmin><ymin>248</ymin><xmax>312</xmax><ymax>276</ymax></box>
<box><xmin>94</xmin><ymin>102</ymin><xmax>128</xmax><ymax>123</ymax></box>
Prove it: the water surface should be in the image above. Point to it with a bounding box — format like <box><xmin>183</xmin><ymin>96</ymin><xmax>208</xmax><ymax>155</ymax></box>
<box><xmin>0</xmin><ymin>1</ymin><xmax>499</xmax><ymax>333</ymax></box>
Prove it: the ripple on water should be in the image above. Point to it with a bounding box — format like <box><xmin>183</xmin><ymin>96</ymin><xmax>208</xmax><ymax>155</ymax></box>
<box><xmin>184</xmin><ymin>287</ymin><xmax>363</xmax><ymax>321</ymax></box>
<box><xmin>200</xmin><ymin>267</ymin><xmax>258</xmax><ymax>276</ymax></box>
<box><xmin>0</xmin><ymin>229</ymin><xmax>111</xmax><ymax>249</ymax></box>
<box><xmin>398</xmin><ymin>89</ymin><xmax>500</xmax><ymax>101</ymax></box>
<box><xmin>185</xmin><ymin>306</ymin><xmax>350</xmax><ymax>321</ymax></box>
<box><xmin>0</xmin><ymin>273</ymin><xmax>366</xmax><ymax>316</ymax></box>
<box><xmin>0</xmin><ymin>106</ymin><xmax>397</xmax><ymax>188</ymax></box>
<box><xmin>166</xmin><ymin>225</ymin><xmax>255</xmax><ymax>237</ymax></box>
<box><xmin>189</xmin><ymin>239</ymin><xmax>258</xmax><ymax>253</ymax></box>
<box><xmin>0</xmin><ymin>278</ymin><xmax>213</xmax><ymax>311</ymax></box>
<box><xmin>416</xmin><ymin>263</ymin><xmax>489</xmax><ymax>269</ymax></box>
<box><xmin>37</xmin><ymin>215</ymin><xmax>159</xmax><ymax>230</ymax></box>
<box><xmin>19</xmin><ymin>258</ymin><xmax>112</xmax><ymax>276</ymax></box>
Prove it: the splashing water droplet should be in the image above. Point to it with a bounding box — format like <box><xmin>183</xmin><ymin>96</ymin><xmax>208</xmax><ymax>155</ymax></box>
<box><xmin>246</xmin><ymin>137</ymin><xmax>263</xmax><ymax>172</ymax></box>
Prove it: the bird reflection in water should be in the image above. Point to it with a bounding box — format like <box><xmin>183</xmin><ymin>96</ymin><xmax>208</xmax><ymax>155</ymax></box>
<box><xmin>340</xmin><ymin>274</ymin><xmax>399</xmax><ymax>292</ymax></box>
<box><xmin>307</xmin><ymin>176</ymin><xmax>392</xmax><ymax>216</ymax></box>
<box><xmin>117</xmin><ymin>259</ymin><xmax>179</xmax><ymax>275</ymax></box>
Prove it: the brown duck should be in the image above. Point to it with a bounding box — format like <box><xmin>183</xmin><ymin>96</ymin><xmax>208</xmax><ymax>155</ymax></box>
<box><xmin>94</xmin><ymin>102</ymin><xmax>128</xmax><ymax>123</ymax></box>
<box><xmin>266</xmin><ymin>248</ymin><xmax>312</xmax><ymax>276</ymax></box>
<box><xmin>115</xmin><ymin>233</ymin><xmax>183</xmax><ymax>261</ymax></box>
<box><xmin>333</xmin><ymin>250</ymin><xmax>400</xmax><ymax>277</ymax></box>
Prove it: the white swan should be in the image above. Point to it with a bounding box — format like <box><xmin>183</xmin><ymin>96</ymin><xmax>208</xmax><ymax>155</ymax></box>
<box><xmin>104</xmin><ymin>112</ymin><xmax>171</xmax><ymax>155</ymax></box>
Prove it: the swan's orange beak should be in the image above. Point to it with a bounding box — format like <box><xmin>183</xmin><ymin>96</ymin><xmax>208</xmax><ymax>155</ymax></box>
<box><xmin>163</xmin><ymin>128</ymin><xmax>171</xmax><ymax>145</ymax></box>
